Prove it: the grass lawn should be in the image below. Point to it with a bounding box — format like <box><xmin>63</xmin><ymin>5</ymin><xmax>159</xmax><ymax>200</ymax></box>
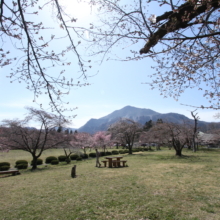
<box><xmin>0</xmin><ymin>148</ymin><xmax>220</xmax><ymax>220</ymax></box>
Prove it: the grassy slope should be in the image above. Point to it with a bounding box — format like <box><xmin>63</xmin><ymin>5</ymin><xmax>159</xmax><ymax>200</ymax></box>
<box><xmin>0</xmin><ymin>148</ymin><xmax>220</xmax><ymax>220</ymax></box>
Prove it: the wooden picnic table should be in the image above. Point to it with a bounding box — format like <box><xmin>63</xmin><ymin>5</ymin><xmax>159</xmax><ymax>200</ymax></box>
<box><xmin>105</xmin><ymin>156</ymin><xmax>123</xmax><ymax>168</ymax></box>
<box><xmin>0</xmin><ymin>170</ymin><xmax>20</xmax><ymax>176</ymax></box>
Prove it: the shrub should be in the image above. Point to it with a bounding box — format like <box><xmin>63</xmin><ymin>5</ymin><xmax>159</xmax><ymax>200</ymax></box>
<box><xmin>0</xmin><ymin>165</ymin><xmax>10</xmax><ymax>171</ymax></box>
<box><xmin>0</xmin><ymin>162</ymin><xmax>10</xmax><ymax>167</ymax></box>
<box><xmin>124</xmin><ymin>150</ymin><xmax>129</xmax><ymax>153</ymax></box>
<box><xmin>65</xmin><ymin>158</ymin><xmax>71</xmax><ymax>164</ymax></box>
<box><xmin>76</xmin><ymin>157</ymin><xmax>82</xmax><ymax>161</ymax></box>
<box><xmin>111</xmin><ymin>150</ymin><xmax>119</xmax><ymax>155</ymax></box>
<box><xmin>89</xmin><ymin>152</ymin><xmax>96</xmax><ymax>158</ymax></box>
<box><xmin>144</xmin><ymin>148</ymin><xmax>149</xmax><ymax>151</ymax></box>
<box><xmin>15</xmin><ymin>160</ymin><xmax>28</xmax><ymax>165</ymax></box>
<box><xmin>51</xmin><ymin>160</ymin><xmax>59</xmax><ymax>165</ymax></box>
<box><xmin>58</xmin><ymin>155</ymin><xmax>67</xmax><ymax>162</ymax></box>
<box><xmin>45</xmin><ymin>156</ymin><xmax>58</xmax><ymax>164</ymax></box>
<box><xmin>105</xmin><ymin>151</ymin><xmax>112</xmax><ymax>156</ymax></box>
<box><xmin>99</xmin><ymin>152</ymin><xmax>106</xmax><ymax>156</ymax></box>
<box><xmin>81</xmin><ymin>154</ymin><xmax>88</xmax><ymax>159</ymax></box>
<box><xmin>16</xmin><ymin>163</ymin><xmax>28</xmax><ymax>169</ymax></box>
<box><xmin>119</xmin><ymin>150</ymin><xmax>124</xmax><ymax>154</ymax></box>
<box><xmin>31</xmin><ymin>158</ymin><xmax>43</xmax><ymax>165</ymax></box>
<box><xmin>70</xmin><ymin>154</ymin><xmax>79</xmax><ymax>160</ymax></box>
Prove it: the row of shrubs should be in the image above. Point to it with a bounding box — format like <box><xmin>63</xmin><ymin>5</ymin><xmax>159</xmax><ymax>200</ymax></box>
<box><xmin>0</xmin><ymin>159</ymin><xmax>44</xmax><ymax>171</ymax></box>
<box><xmin>0</xmin><ymin>148</ymin><xmax>147</xmax><ymax>171</ymax></box>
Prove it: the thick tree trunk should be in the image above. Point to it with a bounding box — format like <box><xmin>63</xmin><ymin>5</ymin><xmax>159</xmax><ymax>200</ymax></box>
<box><xmin>128</xmin><ymin>147</ymin><xmax>132</xmax><ymax>154</ymax></box>
<box><xmin>32</xmin><ymin>156</ymin><xmax>38</xmax><ymax>170</ymax></box>
<box><xmin>192</xmin><ymin>142</ymin><xmax>196</xmax><ymax>152</ymax></box>
<box><xmin>175</xmin><ymin>149</ymin><xmax>182</xmax><ymax>156</ymax></box>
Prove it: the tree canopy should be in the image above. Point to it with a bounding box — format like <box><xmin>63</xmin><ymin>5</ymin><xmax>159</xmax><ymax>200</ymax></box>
<box><xmin>78</xmin><ymin>0</ymin><xmax>220</xmax><ymax>109</ymax></box>
<box><xmin>0</xmin><ymin>107</ymin><xmax>70</xmax><ymax>169</ymax></box>
<box><xmin>1</xmin><ymin>0</ymin><xmax>220</xmax><ymax>115</ymax></box>
<box><xmin>0</xmin><ymin>0</ymin><xmax>90</xmax><ymax>116</ymax></box>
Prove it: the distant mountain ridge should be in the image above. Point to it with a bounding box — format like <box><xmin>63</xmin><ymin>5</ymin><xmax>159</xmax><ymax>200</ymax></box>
<box><xmin>77</xmin><ymin>106</ymin><xmax>215</xmax><ymax>134</ymax></box>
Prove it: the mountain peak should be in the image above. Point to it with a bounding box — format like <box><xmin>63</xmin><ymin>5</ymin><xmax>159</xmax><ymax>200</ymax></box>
<box><xmin>78</xmin><ymin>106</ymin><xmax>159</xmax><ymax>134</ymax></box>
<box><xmin>77</xmin><ymin>106</ymin><xmax>213</xmax><ymax>134</ymax></box>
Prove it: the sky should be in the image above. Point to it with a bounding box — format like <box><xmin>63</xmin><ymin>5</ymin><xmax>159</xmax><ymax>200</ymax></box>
<box><xmin>0</xmin><ymin>0</ymin><xmax>219</xmax><ymax>129</ymax></box>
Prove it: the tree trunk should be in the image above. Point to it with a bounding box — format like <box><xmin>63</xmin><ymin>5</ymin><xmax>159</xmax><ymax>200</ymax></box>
<box><xmin>32</xmin><ymin>156</ymin><xmax>38</xmax><ymax>170</ymax></box>
<box><xmin>192</xmin><ymin>142</ymin><xmax>196</xmax><ymax>152</ymax></box>
<box><xmin>175</xmin><ymin>149</ymin><xmax>182</xmax><ymax>156</ymax></box>
<box><xmin>128</xmin><ymin>147</ymin><xmax>132</xmax><ymax>154</ymax></box>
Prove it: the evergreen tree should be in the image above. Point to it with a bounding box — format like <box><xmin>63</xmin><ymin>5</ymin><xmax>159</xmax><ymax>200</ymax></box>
<box><xmin>143</xmin><ymin>120</ymin><xmax>153</xmax><ymax>131</ymax></box>
<box><xmin>156</xmin><ymin>119</ymin><xmax>163</xmax><ymax>124</ymax></box>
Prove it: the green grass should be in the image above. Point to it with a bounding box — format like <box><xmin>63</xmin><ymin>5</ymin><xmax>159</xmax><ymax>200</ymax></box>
<box><xmin>1</xmin><ymin>148</ymin><xmax>220</xmax><ymax>219</ymax></box>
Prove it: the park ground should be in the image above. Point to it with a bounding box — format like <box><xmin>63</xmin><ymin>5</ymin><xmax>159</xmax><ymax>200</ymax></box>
<box><xmin>0</xmin><ymin>148</ymin><xmax>220</xmax><ymax>220</ymax></box>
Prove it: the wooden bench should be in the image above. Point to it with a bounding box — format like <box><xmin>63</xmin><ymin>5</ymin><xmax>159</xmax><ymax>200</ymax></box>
<box><xmin>101</xmin><ymin>160</ymin><xmax>108</xmax><ymax>167</ymax></box>
<box><xmin>0</xmin><ymin>170</ymin><xmax>20</xmax><ymax>176</ymax></box>
<box><xmin>112</xmin><ymin>160</ymin><xmax>127</xmax><ymax>167</ymax></box>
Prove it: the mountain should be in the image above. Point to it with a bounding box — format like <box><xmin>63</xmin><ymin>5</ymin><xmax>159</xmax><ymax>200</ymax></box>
<box><xmin>77</xmin><ymin>105</ymin><xmax>216</xmax><ymax>134</ymax></box>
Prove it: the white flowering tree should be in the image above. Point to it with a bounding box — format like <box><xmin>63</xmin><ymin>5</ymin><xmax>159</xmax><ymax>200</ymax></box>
<box><xmin>0</xmin><ymin>1</ymin><xmax>90</xmax><ymax>116</ymax></box>
<box><xmin>76</xmin><ymin>0</ymin><xmax>220</xmax><ymax>109</ymax></box>
<box><xmin>93</xmin><ymin>131</ymin><xmax>111</xmax><ymax>154</ymax></box>
<box><xmin>109</xmin><ymin>119</ymin><xmax>141</xmax><ymax>154</ymax></box>
<box><xmin>0</xmin><ymin>107</ymin><xmax>71</xmax><ymax>169</ymax></box>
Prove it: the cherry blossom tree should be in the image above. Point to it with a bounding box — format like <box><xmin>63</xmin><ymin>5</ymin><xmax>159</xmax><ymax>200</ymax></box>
<box><xmin>74</xmin><ymin>132</ymin><xmax>93</xmax><ymax>154</ymax></box>
<box><xmin>140</xmin><ymin>123</ymin><xmax>170</xmax><ymax>150</ymax></box>
<box><xmin>0</xmin><ymin>1</ymin><xmax>90</xmax><ymax>116</ymax></box>
<box><xmin>0</xmin><ymin>107</ymin><xmax>71</xmax><ymax>169</ymax></box>
<box><xmin>109</xmin><ymin>119</ymin><xmax>141</xmax><ymax>154</ymax></box>
<box><xmin>78</xmin><ymin>0</ymin><xmax>220</xmax><ymax>109</ymax></box>
<box><xmin>93</xmin><ymin>131</ymin><xmax>111</xmax><ymax>154</ymax></box>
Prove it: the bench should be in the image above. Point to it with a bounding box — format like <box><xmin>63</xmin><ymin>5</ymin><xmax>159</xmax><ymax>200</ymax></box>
<box><xmin>101</xmin><ymin>160</ymin><xmax>108</xmax><ymax>167</ymax></box>
<box><xmin>0</xmin><ymin>170</ymin><xmax>20</xmax><ymax>176</ymax></box>
<box><xmin>112</xmin><ymin>160</ymin><xmax>127</xmax><ymax>167</ymax></box>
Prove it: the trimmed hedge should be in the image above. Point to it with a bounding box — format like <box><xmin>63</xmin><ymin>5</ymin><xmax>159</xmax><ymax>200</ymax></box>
<box><xmin>99</xmin><ymin>152</ymin><xmax>106</xmax><ymax>156</ymax></box>
<box><xmin>111</xmin><ymin>150</ymin><xmax>119</xmax><ymax>155</ymax></box>
<box><xmin>76</xmin><ymin>157</ymin><xmax>82</xmax><ymax>161</ymax></box>
<box><xmin>31</xmin><ymin>158</ymin><xmax>43</xmax><ymax>165</ymax></box>
<box><xmin>70</xmin><ymin>154</ymin><xmax>79</xmax><ymax>160</ymax></box>
<box><xmin>58</xmin><ymin>155</ymin><xmax>67</xmax><ymax>162</ymax></box>
<box><xmin>119</xmin><ymin>150</ymin><xmax>125</xmax><ymax>154</ymax></box>
<box><xmin>0</xmin><ymin>165</ymin><xmax>10</xmax><ymax>171</ymax></box>
<box><xmin>65</xmin><ymin>158</ymin><xmax>71</xmax><ymax>164</ymax></box>
<box><xmin>89</xmin><ymin>152</ymin><xmax>96</xmax><ymax>158</ymax></box>
<box><xmin>45</xmin><ymin>156</ymin><xmax>58</xmax><ymax>164</ymax></box>
<box><xmin>81</xmin><ymin>154</ymin><xmax>88</xmax><ymax>159</ymax></box>
<box><xmin>16</xmin><ymin>163</ymin><xmax>28</xmax><ymax>169</ymax></box>
<box><xmin>0</xmin><ymin>162</ymin><xmax>10</xmax><ymax>167</ymax></box>
<box><xmin>15</xmin><ymin>160</ymin><xmax>28</xmax><ymax>165</ymax></box>
<box><xmin>105</xmin><ymin>151</ymin><xmax>112</xmax><ymax>156</ymax></box>
<box><xmin>51</xmin><ymin>160</ymin><xmax>59</xmax><ymax>165</ymax></box>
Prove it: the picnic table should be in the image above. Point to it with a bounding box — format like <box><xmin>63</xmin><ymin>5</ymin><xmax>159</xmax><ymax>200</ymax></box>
<box><xmin>104</xmin><ymin>156</ymin><xmax>127</xmax><ymax>168</ymax></box>
<box><xmin>0</xmin><ymin>170</ymin><xmax>20</xmax><ymax>176</ymax></box>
